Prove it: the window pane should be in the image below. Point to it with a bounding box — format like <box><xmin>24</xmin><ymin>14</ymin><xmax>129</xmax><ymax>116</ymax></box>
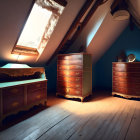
<box><xmin>17</xmin><ymin>3</ymin><xmax>52</xmax><ymax>48</ymax></box>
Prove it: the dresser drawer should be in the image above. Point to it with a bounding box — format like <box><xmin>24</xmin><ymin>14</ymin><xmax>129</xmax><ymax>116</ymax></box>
<box><xmin>113</xmin><ymin>63</ymin><xmax>140</xmax><ymax>68</ymax></box>
<box><xmin>113</xmin><ymin>86</ymin><xmax>140</xmax><ymax>96</ymax></box>
<box><xmin>57</xmin><ymin>70</ymin><xmax>82</xmax><ymax>77</ymax></box>
<box><xmin>2</xmin><ymin>86</ymin><xmax>24</xmax><ymax>114</ymax></box>
<box><xmin>57</xmin><ymin>60</ymin><xmax>83</xmax><ymax>65</ymax></box>
<box><xmin>113</xmin><ymin>82</ymin><xmax>140</xmax><ymax>89</ymax></box>
<box><xmin>57</xmin><ymin>65</ymin><xmax>83</xmax><ymax>70</ymax></box>
<box><xmin>2</xmin><ymin>86</ymin><xmax>24</xmax><ymax>94</ymax></box>
<box><xmin>57</xmin><ymin>76</ymin><xmax>82</xmax><ymax>82</ymax></box>
<box><xmin>113</xmin><ymin>67</ymin><xmax>140</xmax><ymax>72</ymax></box>
<box><xmin>27</xmin><ymin>88</ymin><xmax>47</xmax><ymax>104</ymax></box>
<box><xmin>58</xmin><ymin>54</ymin><xmax>83</xmax><ymax>60</ymax></box>
<box><xmin>113</xmin><ymin>76</ymin><xmax>140</xmax><ymax>83</ymax></box>
<box><xmin>57</xmin><ymin>81</ymin><xmax>82</xmax><ymax>88</ymax></box>
<box><xmin>113</xmin><ymin>72</ymin><xmax>140</xmax><ymax>77</ymax></box>
<box><xmin>113</xmin><ymin>86</ymin><xmax>128</xmax><ymax>94</ymax></box>
<box><xmin>27</xmin><ymin>81</ymin><xmax>47</xmax><ymax>92</ymax></box>
<box><xmin>57</xmin><ymin>87</ymin><xmax>82</xmax><ymax>96</ymax></box>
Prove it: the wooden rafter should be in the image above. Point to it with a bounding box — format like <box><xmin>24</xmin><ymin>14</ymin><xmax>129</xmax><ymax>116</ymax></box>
<box><xmin>70</xmin><ymin>0</ymin><xmax>106</xmax><ymax>44</ymax></box>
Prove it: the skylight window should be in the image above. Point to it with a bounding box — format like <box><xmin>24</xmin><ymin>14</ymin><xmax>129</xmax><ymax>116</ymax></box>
<box><xmin>12</xmin><ymin>0</ymin><xmax>66</xmax><ymax>56</ymax></box>
<box><xmin>17</xmin><ymin>3</ymin><xmax>52</xmax><ymax>49</ymax></box>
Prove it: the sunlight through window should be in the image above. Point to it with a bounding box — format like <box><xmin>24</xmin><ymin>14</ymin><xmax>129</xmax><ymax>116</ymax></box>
<box><xmin>17</xmin><ymin>3</ymin><xmax>52</xmax><ymax>49</ymax></box>
<box><xmin>12</xmin><ymin>0</ymin><xmax>65</xmax><ymax>56</ymax></box>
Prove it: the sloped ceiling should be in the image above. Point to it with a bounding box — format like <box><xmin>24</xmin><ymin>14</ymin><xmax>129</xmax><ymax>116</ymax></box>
<box><xmin>0</xmin><ymin>0</ymin><xmax>34</xmax><ymax>63</ymax></box>
<box><xmin>44</xmin><ymin>0</ymin><xmax>140</xmax><ymax>65</ymax></box>
<box><xmin>86</xmin><ymin>12</ymin><xmax>129</xmax><ymax>64</ymax></box>
<box><xmin>0</xmin><ymin>0</ymin><xmax>87</xmax><ymax>65</ymax></box>
<box><xmin>66</xmin><ymin>0</ymin><xmax>140</xmax><ymax>64</ymax></box>
<box><xmin>0</xmin><ymin>0</ymin><xmax>139</xmax><ymax>66</ymax></box>
<box><xmin>37</xmin><ymin>0</ymin><xmax>87</xmax><ymax>65</ymax></box>
<box><xmin>85</xmin><ymin>0</ymin><xmax>140</xmax><ymax>64</ymax></box>
<box><xmin>67</xmin><ymin>0</ymin><xmax>128</xmax><ymax>64</ymax></box>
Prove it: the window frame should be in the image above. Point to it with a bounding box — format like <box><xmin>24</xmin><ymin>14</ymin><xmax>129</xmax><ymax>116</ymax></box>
<box><xmin>12</xmin><ymin>0</ymin><xmax>67</xmax><ymax>56</ymax></box>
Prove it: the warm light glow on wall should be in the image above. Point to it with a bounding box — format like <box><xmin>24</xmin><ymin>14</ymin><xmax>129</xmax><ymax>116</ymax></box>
<box><xmin>9</xmin><ymin>54</ymin><xmax>27</xmax><ymax>62</ymax></box>
<box><xmin>11</xmin><ymin>54</ymin><xmax>20</xmax><ymax>60</ymax></box>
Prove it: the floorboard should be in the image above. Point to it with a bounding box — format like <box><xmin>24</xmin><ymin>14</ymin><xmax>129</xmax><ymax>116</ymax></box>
<box><xmin>125</xmin><ymin>101</ymin><xmax>140</xmax><ymax>140</ymax></box>
<box><xmin>69</xmin><ymin>97</ymin><xmax>127</xmax><ymax>140</ymax></box>
<box><xmin>0</xmin><ymin>92</ymin><xmax>140</xmax><ymax>140</ymax></box>
<box><xmin>38</xmin><ymin>96</ymin><xmax>111</xmax><ymax>140</ymax></box>
<box><xmin>115</xmin><ymin>100</ymin><xmax>136</xmax><ymax>140</ymax></box>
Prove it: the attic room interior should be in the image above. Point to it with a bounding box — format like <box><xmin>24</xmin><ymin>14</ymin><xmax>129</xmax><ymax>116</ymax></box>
<box><xmin>0</xmin><ymin>0</ymin><xmax>140</xmax><ymax>139</ymax></box>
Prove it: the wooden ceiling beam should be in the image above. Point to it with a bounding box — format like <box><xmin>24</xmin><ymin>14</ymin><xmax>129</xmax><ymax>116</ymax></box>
<box><xmin>54</xmin><ymin>0</ymin><xmax>67</xmax><ymax>7</ymax></box>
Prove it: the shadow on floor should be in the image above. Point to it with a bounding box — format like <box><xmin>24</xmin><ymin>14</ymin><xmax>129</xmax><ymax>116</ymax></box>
<box><xmin>0</xmin><ymin>104</ymin><xmax>47</xmax><ymax>131</ymax></box>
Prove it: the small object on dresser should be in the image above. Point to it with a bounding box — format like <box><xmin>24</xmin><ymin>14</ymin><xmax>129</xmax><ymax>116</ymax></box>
<box><xmin>127</xmin><ymin>54</ymin><xmax>136</xmax><ymax>62</ymax></box>
<box><xmin>116</xmin><ymin>51</ymin><xmax>127</xmax><ymax>62</ymax></box>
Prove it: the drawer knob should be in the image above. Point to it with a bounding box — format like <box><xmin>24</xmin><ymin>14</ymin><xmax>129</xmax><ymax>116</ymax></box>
<box><xmin>76</xmin><ymin>85</ymin><xmax>80</xmax><ymax>87</ymax></box>
<box><xmin>76</xmin><ymin>72</ymin><xmax>79</xmax><ymax>75</ymax></box>
<box><xmin>36</xmin><ymin>95</ymin><xmax>41</xmax><ymax>99</ymax></box>
<box><xmin>11</xmin><ymin>88</ymin><xmax>19</xmax><ymax>93</ymax></box>
<box><xmin>66</xmin><ymin>88</ymin><xmax>69</xmax><ymax>93</ymax></box>
<box><xmin>75</xmin><ymin>91</ymin><xmax>80</xmax><ymax>94</ymax></box>
<box><xmin>36</xmin><ymin>84</ymin><xmax>41</xmax><ymax>88</ymax></box>
<box><xmin>77</xmin><ymin>66</ymin><xmax>82</xmax><ymax>69</ymax></box>
<box><xmin>12</xmin><ymin>102</ymin><xmax>19</xmax><ymax>107</ymax></box>
<box><xmin>76</xmin><ymin>78</ymin><xmax>80</xmax><ymax>81</ymax></box>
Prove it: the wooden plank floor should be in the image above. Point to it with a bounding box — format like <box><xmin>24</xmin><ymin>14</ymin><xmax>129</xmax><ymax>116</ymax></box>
<box><xmin>0</xmin><ymin>92</ymin><xmax>140</xmax><ymax>140</ymax></box>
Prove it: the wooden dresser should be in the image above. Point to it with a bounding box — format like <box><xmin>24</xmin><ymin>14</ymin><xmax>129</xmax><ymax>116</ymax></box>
<box><xmin>112</xmin><ymin>62</ymin><xmax>140</xmax><ymax>99</ymax></box>
<box><xmin>0</xmin><ymin>64</ymin><xmax>47</xmax><ymax>125</ymax></box>
<box><xmin>57</xmin><ymin>53</ymin><xmax>92</xmax><ymax>101</ymax></box>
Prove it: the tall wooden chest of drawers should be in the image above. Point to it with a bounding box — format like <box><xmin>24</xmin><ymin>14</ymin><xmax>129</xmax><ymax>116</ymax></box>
<box><xmin>57</xmin><ymin>53</ymin><xmax>92</xmax><ymax>101</ymax></box>
<box><xmin>112</xmin><ymin>62</ymin><xmax>140</xmax><ymax>99</ymax></box>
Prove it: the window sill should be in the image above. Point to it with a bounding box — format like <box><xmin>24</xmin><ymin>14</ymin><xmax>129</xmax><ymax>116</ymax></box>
<box><xmin>11</xmin><ymin>45</ymin><xmax>39</xmax><ymax>56</ymax></box>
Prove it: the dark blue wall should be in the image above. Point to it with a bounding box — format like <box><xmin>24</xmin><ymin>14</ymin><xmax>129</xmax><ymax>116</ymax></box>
<box><xmin>94</xmin><ymin>25</ymin><xmax>140</xmax><ymax>90</ymax></box>
<box><xmin>44</xmin><ymin>57</ymin><xmax>57</xmax><ymax>94</ymax></box>
<box><xmin>0</xmin><ymin>61</ymin><xmax>9</xmax><ymax>67</ymax></box>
